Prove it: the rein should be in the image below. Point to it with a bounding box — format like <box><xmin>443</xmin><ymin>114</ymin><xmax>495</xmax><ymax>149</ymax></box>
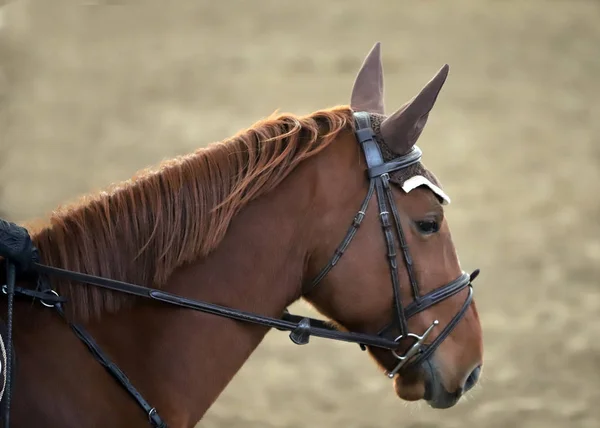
<box><xmin>0</xmin><ymin>111</ymin><xmax>478</xmax><ymax>427</ymax></box>
<box><xmin>0</xmin><ymin>256</ymin><xmax>408</xmax><ymax>428</ymax></box>
<box><xmin>30</xmin><ymin>263</ymin><xmax>403</xmax><ymax>350</ymax></box>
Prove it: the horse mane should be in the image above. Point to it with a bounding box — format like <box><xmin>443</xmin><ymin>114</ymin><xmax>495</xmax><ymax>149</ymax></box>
<box><xmin>26</xmin><ymin>106</ymin><xmax>354</xmax><ymax>321</ymax></box>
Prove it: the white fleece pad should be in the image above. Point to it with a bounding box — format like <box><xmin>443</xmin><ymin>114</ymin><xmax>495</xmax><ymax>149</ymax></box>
<box><xmin>401</xmin><ymin>175</ymin><xmax>451</xmax><ymax>205</ymax></box>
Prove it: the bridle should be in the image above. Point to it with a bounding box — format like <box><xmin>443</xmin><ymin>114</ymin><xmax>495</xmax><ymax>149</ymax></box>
<box><xmin>0</xmin><ymin>111</ymin><xmax>478</xmax><ymax>427</ymax></box>
<box><xmin>308</xmin><ymin>111</ymin><xmax>477</xmax><ymax>377</ymax></box>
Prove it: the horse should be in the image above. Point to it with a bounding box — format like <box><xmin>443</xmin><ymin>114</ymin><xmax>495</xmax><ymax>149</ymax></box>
<box><xmin>0</xmin><ymin>42</ymin><xmax>483</xmax><ymax>427</ymax></box>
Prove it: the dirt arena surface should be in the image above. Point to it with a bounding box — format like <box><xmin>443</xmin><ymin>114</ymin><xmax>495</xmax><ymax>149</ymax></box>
<box><xmin>1</xmin><ymin>1</ymin><xmax>599</xmax><ymax>427</ymax></box>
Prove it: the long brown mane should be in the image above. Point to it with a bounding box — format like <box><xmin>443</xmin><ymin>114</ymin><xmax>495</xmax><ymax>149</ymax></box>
<box><xmin>27</xmin><ymin>106</ymin><xmax>354</xmax><ymax>321</ymax></box>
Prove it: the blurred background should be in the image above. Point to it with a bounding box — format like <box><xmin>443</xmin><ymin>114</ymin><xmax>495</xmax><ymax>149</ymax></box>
<box><xmin>1</xmin><ymin>0</ymin><xmax>599</xmax><ymax>427</ymax></box>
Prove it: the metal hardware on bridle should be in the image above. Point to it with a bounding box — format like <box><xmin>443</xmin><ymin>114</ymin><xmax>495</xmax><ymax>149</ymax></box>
<box><xmin>308</xmin><ymin>111</ymin><xmax>478</xmax><ymax>378</ymax></box>
<box><xmin>0</xmin><ymin>111</ymin><xmax>478</xmax><ymax>426</ymax></box>
<box><xmin>388</xmin><ymin>320</ymin><xmax>439</xmax><ymax>379</ymax></box>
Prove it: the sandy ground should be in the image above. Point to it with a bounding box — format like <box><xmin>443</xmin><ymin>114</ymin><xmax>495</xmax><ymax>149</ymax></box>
<box><xmin>1</xmin><ymin>0</ymin><xmax>600</xmax><ymax>427</ymax></box>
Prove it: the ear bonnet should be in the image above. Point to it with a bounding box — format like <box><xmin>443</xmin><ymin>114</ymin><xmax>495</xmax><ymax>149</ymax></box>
<box><xmin>350</xmin><ymin>42</ymin><xmax>451</xmax><ymax>204</ymax></box>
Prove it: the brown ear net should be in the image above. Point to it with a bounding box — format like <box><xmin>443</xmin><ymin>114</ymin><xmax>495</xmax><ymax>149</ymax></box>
<box><xmin>367</xmin><ymin>113</ymin><xmax>450</xmax><ymax>204</ymax></box>
<box><xmin>350</xmin><ymin>42</ymin><xmax>451</xmax><ymax>204</ymax></box>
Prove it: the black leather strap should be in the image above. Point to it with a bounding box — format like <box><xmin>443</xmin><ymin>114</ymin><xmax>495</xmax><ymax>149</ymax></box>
<box><xmin>367</xmin><ymin>147</ymin><xmax>422</xmax><ymax>178</ymax></box>
<box><xmin>2</xmin><ymin>283</ymin><xmax>66</xmax><ymax>306</ymax></box>
<box><xmin>374</xmin><ymin>172</ymin><xmax>408</xmax><ymax>337</ymax></box>
<box><xmin>354</xmin><ymin>112</ymin><xmax>385</xmax><ymax>169</ymax></box>
<box><xmin>349</xmin><ymin>111</ymin><xmax>477</xmax><ymax>374</ymax></box>
<box><xmin>52</xmin><ymin>304</ymin><xmax>167</xmax><ymax>427</ymax></box>
<box><xmin>306</xmin><ymin>180</ymin><xmax>375</xmax><ymax>291</ymax></box>
<box><xmin>375</xmin><ymin>272</ymin><xmax>474</xmax><ymax>339</ymax></box>
<box><xmin>407</xmin><ymin>286</ymin><xmax>474</xmax><ymax>369</ymax></box>
<box><xmin>405</xmin><ymin>272</ymin><xmax>472</xmax><ymax>319</ymax></box>
<box><xmin>382</xmin><ymin>172</ymin><xmax>420</xmax><ymax>300</ymax></box>
<box><xmin>31</xmin><ymin>263</ymin><xmax>401</xmax><ymax>350</ymax></box>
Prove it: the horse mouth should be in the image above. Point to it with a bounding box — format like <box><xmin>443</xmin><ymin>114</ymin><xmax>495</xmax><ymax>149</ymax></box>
<box><xmin>390</xmin><ymin>359</ymin><xmax>462</xmax><ymax>409</ymax></box>
<box><xmin>391</xmin><ymin>366</ymin><xmax>427</xmax><ymax>402</ymax></box>
<box><xmin>421</xmin><ymin>359</ymin><xmax>462</xmax><ymax>409</ymax></box>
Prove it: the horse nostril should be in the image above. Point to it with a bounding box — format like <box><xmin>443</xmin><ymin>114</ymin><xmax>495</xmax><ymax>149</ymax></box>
<box><xmin>464</xmin><ymin>365</ymin><xmax>481</xmax><ymax>392</ymax></box>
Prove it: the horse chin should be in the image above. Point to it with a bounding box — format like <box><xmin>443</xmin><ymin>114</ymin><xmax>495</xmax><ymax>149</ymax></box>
<box><xmin>420</xmin><ymin>359</ymin><xmax>462</xmax><ymax>409</ymax></box>
<box><xmin>392</xmin><ymin>370</ymin><xmax>426</xmax><ymax>402</ymax></box>
<box><xmin>391</xmin><ymin>361</ymin><xmax>459</xmax><ymax>409</ymax></box>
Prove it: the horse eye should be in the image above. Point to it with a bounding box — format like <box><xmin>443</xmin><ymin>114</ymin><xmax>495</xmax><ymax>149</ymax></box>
<box><xmin>416</xmin><ymin>220</ymin><xmax>439</xmax><ymax>235</ymax></box>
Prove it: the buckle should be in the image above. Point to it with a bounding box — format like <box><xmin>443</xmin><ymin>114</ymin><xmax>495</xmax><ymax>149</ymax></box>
<box><xmin>40</xmin><ymin>289</ymin><xmax>61</xmax><ymax>308</ymax></box>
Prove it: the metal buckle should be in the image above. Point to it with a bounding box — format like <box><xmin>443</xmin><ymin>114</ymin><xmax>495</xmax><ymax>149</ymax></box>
<box><xmin>147</xmin><ymin>407</ymin><xmax>158</xmax><ymax>423</ymax></box>
<box><xmin>386</xmin><ymin>319</ymin><xmax>439</xmax><ymax>379</ymax></box>
<box><xmin>40</xmin><ymin>289</ymin><xmax>60</xmax><ymax>308</ymax></box>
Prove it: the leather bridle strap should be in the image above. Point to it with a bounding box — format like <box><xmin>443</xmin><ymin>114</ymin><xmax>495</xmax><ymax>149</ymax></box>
<box><xmin>405</xmin><ymin>271</ymin><xmax>476</xmax><ymax>319</ymax></box>
<box><xmin>5</xmin><ymin>259</ymin><xmax>407</xmax><ymax>427</ymax></box>
<box><xmin>52</xmin><ymin>302</ymin><xmax>167</xmax><ymax>428</ymax></box>
<box><xmin>374</xmin><ymin>172</ymin><xmax>408</xmax><ymax>336</ymax></box>
<box><xmin>412</xmin><ymin>270</ymin><xmax>479</xmax><ymax>368</ymax></box>
<box><xmin>375</xmin><ymin>271</ymin><xmax>476</xmax><ymax>371</ymax></box>
<box><xmin>409</xmin><ymin>285</ymin><xmax>474</xmax><ymax>369</ymax></box>
<box><xmin>307</xmin><ymin>180</ymin><xmax>376</xmax><ymax>290</ymax></box>
<box><xmin>367</xmin><ymin>146</ymin><xmax>422</xmax><ymax>178</ymax></box>
<box><xmin>344</xmin><ymin>112</ymin><xmax>478</xmax><ymax>375</ymax></box>
<box><xmin>355</xmin><ymin>111</ymin><xmax>423</xmax><ymax>338</ymax></box>
<box><xmin>375</xmin><ymin>271</ymin><xmax>476</xmax><ymax>338</ymax></box>
<box><xmin>30</xmin><ymin>263</ymin><xmax>401</xmax><ymax>351</ymax></box>
<box><xmin>304</xmin><ymin>111</ymin><xmax>478</xmax><ymax>375</ymax></box>
<box><xmin>381</xmin><ymin>172</ymin><xmax>420</xmax><ymax>300</ymax></box>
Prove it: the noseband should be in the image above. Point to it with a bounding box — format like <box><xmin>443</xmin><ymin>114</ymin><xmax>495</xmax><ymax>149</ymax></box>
<box><xmin>308</xmin><ymin>112</ymin><xmax>477</xmax><ymax>377</ymax></box>
<box><xmin>0</xmin><ymin>111</ymin><xmax>478</xmax><ymax>426</ymax></box>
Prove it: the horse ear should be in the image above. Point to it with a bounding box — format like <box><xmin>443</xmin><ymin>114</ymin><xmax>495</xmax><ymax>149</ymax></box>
<box><xmin>350</xmin><ymin>42</ymin><xmax>385</xmax><ymax>115</ymax></box>
<box><xmin>380</xmin><ymin>64</ymin><xmax>449</xmax><ymax>155</ymax></box>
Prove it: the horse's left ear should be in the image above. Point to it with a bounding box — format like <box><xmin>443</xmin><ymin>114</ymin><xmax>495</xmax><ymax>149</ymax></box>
<box><xmin>380</xmin><ymin>64</ymin><xmax>449</xmax><ymax>155</ymax></box>
<box><xmin>350</xmin><ymin>42</ymin><xmax>385</xmax><ymax>115</ymax></box>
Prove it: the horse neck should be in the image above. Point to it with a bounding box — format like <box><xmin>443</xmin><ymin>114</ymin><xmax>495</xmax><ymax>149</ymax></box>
<box><xmin>85</xmin><ymin>160</ymin><xmax>317</xmax><ymax>425</ymax></box>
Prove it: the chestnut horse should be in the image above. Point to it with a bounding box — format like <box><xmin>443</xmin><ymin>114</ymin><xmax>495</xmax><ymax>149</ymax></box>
<box><xmin>0</xmin><ymin>43</ymin><xmax>483</xmax><ymax>427</ymax></box>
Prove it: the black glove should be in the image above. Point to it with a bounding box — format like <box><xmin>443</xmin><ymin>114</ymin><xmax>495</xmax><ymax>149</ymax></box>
<box><xmin>0</xmin><ymin>218</ymin><xmax>39</xmax><ymax>272</ymax></box>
